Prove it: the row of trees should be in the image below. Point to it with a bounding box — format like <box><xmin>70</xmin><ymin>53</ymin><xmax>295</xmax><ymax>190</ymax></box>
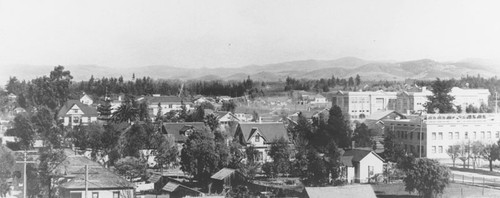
<box><xmin>284</xmin><ymin>75</ymin><xmax>362</xmax><ymax>92</ymax></box>
<box><xmin>446</xmin><ymin>141</ymin><xmax>500</xmax><ymax>171</ymax></box>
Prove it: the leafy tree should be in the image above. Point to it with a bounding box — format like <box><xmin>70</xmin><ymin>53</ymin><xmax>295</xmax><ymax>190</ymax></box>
<box><xmin>424</xmin><ymin>78</ymin><xmax>456</xmax><ymax>113</ymax></box>
<box><xmin>352</xmin><ymin>123</ymin><xmax>372</xmax><ymax>148</ymax></box>
<box><xmin>97</xmin><ymin>99</ymin><xmax>112</xmax><ymax>119</ymax></box>
<box><xmin>115</xmin><ymin>156</ymin><xmax>147</xmax><ymax>182</ymax></box>
<box><xmin>155</xmin><ymin>103</ymin><xmax>163</xmax><ymax>121</ymax></box>
<box><xmin>38</xmin><ymin>148</ymin><xmax>67</xmax><ymax>197</ymax></box>
<box><xmin>383</xmin><ymin>131</ymin><xmax>404</xmax><ymax>162</ymax></box>
<box><xmin>120</xmin><ymin>123</ymin><xmax>149</xmax><ymax>157</ymax></box>
<box><xmin>446</xmin><ymin>145</ymin><xmax>461</xmax><ymax>167</ymax></box>
<box><xmin>355</xmin><ymin>74</ymin><xmax>361</xmax><ymax>86</ymax></box>
<box><xmin>403</xmin><ymin>158</ymin><xmax>450</xmax><ymax>198</ymax></box>
<box><xmin>326</xmin><ymin>105</ymin><xmax>350</xmax><ymax>148</ymax></box>
<box><xmin>180</xmin><ymin>130</ymin><xmax>226</xmax><ymax>188</ymax></box>
<box><xmin>0</xmin><ymin>145</ymin><xmax>15</xmax><ymax>197</ymax></box>
<box><xmin>300</xmin><ymin>148</ymin><xmax>329</xmax><ymax>186</ymax></box>
<box><xmin>470</xmin><ymin>141</ymin><xmax>484</xmax><ymax>169</ymax></box>
<box><xmin>204</xmin><ymin>113</ymin><xmax>219</xmax><ymax>132</ymax></box>
<box><xmin>155</xmin><ymin>135</ymin><xmax>178</xmax><ymax>172</ymax></box>
<box><xmin>458</xmin><ymin>143</ymin><xmax>469</xmax><ymax>168</ymax></box>
<box><xmin>267</xmin><ymin>137</ymin><xmax>291</xmax><ymax>177</ymax></box>
<box><xmin>31</xmin><ymin>106</ymin><xmax>63</xmax><ymax>148</ymax></box>
<box><xmin>221</xmin><ymin>100</ymin><xmax>237</xmax><ymax>113</ymax></box>
<box><xmin>187</xmin><ymin>105</ymin><xmax>205</xmax><ymax>122</ymax></box>
<box><xmin>480</xmin><ymin>143</ymin><xmax>499</xmax><ymax>171</ymax></box>
<box><xmin>111</xmin><ymin>95</ymin><xmax>139</xmax><ymax>123</ymax></box>
<box><xmin>199</xmin><ymin>101</ymin><xmax>215</xmax><ymax>110</ymax></box>
<box><xmin>5</xmin><ymin>114</ymin><xmax>35</xmax><ymax>150</ymax></box>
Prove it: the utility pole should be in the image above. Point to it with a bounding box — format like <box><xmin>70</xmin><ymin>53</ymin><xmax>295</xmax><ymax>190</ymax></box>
<box><xmin>15</xmin><ymin>150</ymin><xmax>36</xmax><ymax>198</ymax></box>
<box><xmin>419</xmin><ymin>117</ymin><xmax>423</xmax><ymax>158</ymax></box>
<box><xmin>85</xmin><ymin>165</ymin><xmax>89</xmax><ymax>198</ymax></box>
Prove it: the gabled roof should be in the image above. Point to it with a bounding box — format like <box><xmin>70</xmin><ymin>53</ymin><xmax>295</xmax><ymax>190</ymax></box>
<box><xmin>162</xmin><ymin>122</ymin><xmax>207</xmax><ymax>142</ymax></box>
<box><xmin>57</xmin><ymin>100</ymin><xmax>98</xmax><ymax>117</ymax></box>
<box><xmin>60</xmin><ymin>166</ymin><xmax>134</xmax><ymax>189</ymax></box>
<box><xmin>211</xmin><ymin>168</ymin><xmax>237</xmax><ymax>180</ymax></box>
<box><xmin>305</xmin><ymin>185</ymin><xmax>377</xmax><ymax>198</ymax></box>
<box><xmin>340</xmin><ymin>156</ymin><xmax>353</xmax><ymax>167</ymax></box>
<box><xmin>52</xmin><ymin>155</ymin><xmax>101</xmax><ymax>176</ymax></box>
<box><xmin>161</xmin><ymin>182</ymin><xmax>202</xmax><ymax>195</ymax></box>
<box><xmin>342</xmin><ymin>149</ymin><xmax>384</xmax><ymax>163</ymax></box>
<box><xmin>237</xmin><ymin>123</ymin><xmax>288</xmax><ymax>143</ymax></box>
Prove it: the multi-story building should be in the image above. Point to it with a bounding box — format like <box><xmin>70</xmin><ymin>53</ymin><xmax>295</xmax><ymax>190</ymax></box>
<box><xmin>138</xmin><ymin>95</ymin><xmax>193</xmax><ymax>118</ymax></box>
<box><xmin>331</xmin><ymin>90</ymin><xmax>397</xmax><ymax>119</ymax></box>
<box><xmin>384</xmin><ymin>113</ymin><xmax>500</xmax><ymax>159</ymax></box>
<box><xmin>58</xmin><ymin>100</ymin><xmax>99</xmax><ymax>127</ymax></box>
<box><xmin>395</xmin><ymin>87</ymin><xmax>490</xmax><ymax>114</ymax></box>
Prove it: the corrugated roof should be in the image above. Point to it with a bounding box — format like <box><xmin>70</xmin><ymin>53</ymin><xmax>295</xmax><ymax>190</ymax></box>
<box><xmin>210</xmin><ymin>168</ymin><xmax>236</xmax><ymax>180</ymax></box>
<box><xmin>57</xmin><ymin>100</ymin><xmax>98</xmax><ymax>117</ymax></box>
<box><xmin>238</xmin><ymin>123</ymin><xmax>288</xmax><ymax>143</ymax></box>
<box><xmin>306</xmin><ymin>185</ymin><xmax>377</xmax><ymax>198</ymax></box>
<box><xmin>60</xmin><ymin>166</ymin><xmax>134</xmax><ymax>189</ymax></box>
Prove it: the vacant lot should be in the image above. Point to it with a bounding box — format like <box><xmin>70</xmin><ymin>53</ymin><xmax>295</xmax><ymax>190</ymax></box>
<box><xmin>372</xmin><ymin>182</ymin><xmax>500</xmax><ymax>198</ymax></box>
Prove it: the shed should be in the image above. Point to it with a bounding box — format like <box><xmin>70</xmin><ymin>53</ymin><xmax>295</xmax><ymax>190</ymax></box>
<box><xmin>209</xmin><ymin>168</ymin><xmax>247</xmax><ymax>194</ymax></box>
<box><xmin>161</xmin><ymin>182</ymin><xmax>203</xmax><ymax>198</ymax></box>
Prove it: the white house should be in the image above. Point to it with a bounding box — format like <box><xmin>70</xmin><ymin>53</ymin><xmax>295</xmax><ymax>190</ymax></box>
<box><xmin>342</xmin><ymin>149</ymin><xmax>384</xmax><ymax>183</ymax></box>
<box><xmin>214</xmin><ymin>111</ymin><xmax>240</xmax><ymax>126</ymax></box>
<box><xmin>79</xmin><ymin>93</ymin><xmax>94</xmax><ymax>105</ymax></box>
<box><xmin>139</xmin><ymin>95</ymin><xmax>193</xmax><ymax>118</ymax></box>
<box><xmin>58</xmin><ymin>100</ymin><xmax>98</xmax><ymax>127</ymax></box>
<box><xmin>234</xmin><ymin>123</ymin><xmax>289</xmax><ymax>163</ymax></box>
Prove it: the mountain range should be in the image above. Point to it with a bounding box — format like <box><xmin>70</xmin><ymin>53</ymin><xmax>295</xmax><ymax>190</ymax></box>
<box><xmin>2</xmin><ymin>57</ymin><xmax>499</xmax><ymax>85</ymax></box>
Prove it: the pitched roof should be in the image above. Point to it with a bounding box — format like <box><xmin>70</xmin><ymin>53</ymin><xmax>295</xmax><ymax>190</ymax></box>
<box><xmin>210</xmin><ymin>168</ymin><xmax>236</xmax><ymax>180</ymax></box>
<box><xmin>340</xmin><ymin>156</ymin><xmax>353</xmax><ymax>167</ymax></box>
<box><xmin>237</xmin><ymin>123</ymin><xmax>288</xmax><ymax>143</ymax></box>
<box><xmin>162</xmin><ymin>122</ymin><xmax>207</xmax><ymax>142</ymax></box>
<box><xmin>57</xmin><ymin>100</ymin><xmax>98</xmax><ymax>117</ymax></box>
<box><xmin>52</xmin><ymin>155</ymin><xmax>102</xmax><ymax>176</ymax></box>
<box><xmin>161</xmin><ymin>182</ymin><xmax>202</xmax><ymax>195</ymax></box>
<box><xmin>342</xmin><ymin>149</ymin><xmax>384</xmax><ymax>163</ymax></box>
<box><xmin>305</xmin><ymin>185</ymin><xmax>377</xmax><ymax>198</ymax></box>
<box><xmin>60</xmin><ymin>166</ymin><xmax>134</xmax><ymax>189</ymax></box>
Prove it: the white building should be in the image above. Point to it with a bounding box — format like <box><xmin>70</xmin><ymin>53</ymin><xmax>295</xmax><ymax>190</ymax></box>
<box><xmin>138</xmin><ymin>95</ymin><xmax>193</xmax><ymax>118</ymax></box>
<box><xmin>79</xmin><ymin>93</ymin><xmax>94</xmax><ymax>105</ymax></box>
<box><xmin>395</xmin><ymin>87</ymin><xmax>490</xmax><ymax>114</ymax></box>
<box><xmin>384</xmin><ymin>113</ymin><xmax>500</xmax><ymax>159</ymax></box>
<box><xmin>58</xmin><ymin>100</ymin><xmax>98</xmax><ymax>127</ymax></box>
<box><xmin>331</xmin><ymin>90</ymin><xmax>397</xmax><ymax>119</ymax></box>
<box><xmin>234</xmin><ymin>123</ymin><xmax>289</xmax><ymax>163</ymax></box>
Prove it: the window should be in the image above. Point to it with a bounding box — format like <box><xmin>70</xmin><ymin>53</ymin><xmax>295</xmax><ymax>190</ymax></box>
<box><xmin>481</xmin><ymin>131</ymin><xmax>485</xmax><ymax>139</ymax></box>
<box><xmin>70</xmin><ymin>192</ymin><xmax>82</xmax><ymax>198</ymax></box>
<box><xmin>410</xmin><ymin>132</ymin><xmax>413</xmax><ymax>140</ymax></box>
<box><xmin>465</xmin><ymin>132</ymin><xmax>469</xmax><ymax>139</ymax></box>
<box><xmin>448</xmin><ymin>132</ymin><xmax>453</xmax><ymax>140</ymax></box>
<box><xmin>432</xmin><ymin>146</ymin><xmax>436</xmax><ymax>153</ymax></box>
<box><xmin>168</xmin><ymin>104</ymin><xmax>173</xmax><ymax>108</ymax></box>
<box><xmin>474</xmin><ymin>132</ymin><xmax>477</xmax><ymax>139</ymax></box>
<box><xmin>73</xmin><ymin>116</ymin><xmax>80</xmax><ymax>123</ymax></box>
<box><xmin>455</xmin><ymin>132</ymin><xmax>459</xmax><ymax>140</ymax></box>
<box><xmin>496</xmin><ymin>131</ymin><xmax>499</xmax><ymax>138</ymax></box>
<box><xmin>368</xmin><ymin>166</ymin><xmax>374</xmax><ymax>177</ymax></box>
<box><xmin>113</xmin><ymin>192</ymin><xmax>120</xmax><ymax>198</ymax></box>
<box><xmin>488</xmin><ymin>131</ymin><xmax>491</xmax><ymax>139</ymax></box>
<box><xmin>438</xmin><ymin>132</ymin><xmax>443</xmax><ymax>140</ymax></box>
<box><xmin>438</xmin><ymin>146</ymin><xmax>443</xmax><ymax>153</ymax></box>
<box><xmin>255</xmin><ymin>134</ymin><xmax>260</xmax><ymax>142</ymax></box>
<box><xmin>92</xmin><ymin>192</ymin><xmax>99</xmax><ymax>198</ymax></box>
<box><xmin>432</xmin><ymin>132</ymin><xmax>436</xmax><ymax>140</ymax></box>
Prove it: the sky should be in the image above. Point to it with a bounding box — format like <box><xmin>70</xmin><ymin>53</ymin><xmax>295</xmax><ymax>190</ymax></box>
<box><xmin>1</xmin><ymin>0</ymin><xmax>500</xmax><ymax>68</ymax></box>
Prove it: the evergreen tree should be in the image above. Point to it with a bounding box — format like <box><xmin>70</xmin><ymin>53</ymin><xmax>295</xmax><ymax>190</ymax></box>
<box><xmin>424</xmin><ymin>78</ymin><xmax>455</xmax><ymax>113</ymax></box>
<box><xmin>327</xmin><ymin>105</ymin><xmax>351</xmax><ymax>148</ymax></box>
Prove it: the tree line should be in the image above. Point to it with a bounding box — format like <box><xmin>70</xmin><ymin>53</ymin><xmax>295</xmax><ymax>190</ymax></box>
<box><xmin>284</xmin><ymin>74</ymin><xmax>362</xmax><ymax>92</ymax></box>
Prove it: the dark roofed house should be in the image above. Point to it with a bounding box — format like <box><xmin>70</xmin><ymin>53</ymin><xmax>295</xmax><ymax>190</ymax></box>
<box><xmin>234</xmin><ymin>123</ymin><xmax>289</xmax><ymax>162</ymax></box>
<box><xmin>342</xmin><ymin>149</ymin><xmax>384</xmax><ymax>183</ymax></box>
<box><xmin>58</xmin><ymin>100</ymin><xmax>98</xmax><ymax>127</ymax></box>
<box><xmin>59</xmin><ymin>166</ymin><xmax>135</xmax><ymax>198</ymax></box>
<box><xmin>160</xmin><ymin>181</ymin><xmax>203</xmax><ymax>198</ymax></box>
<box><xmin>209</xmin><ymin>168</ymin><xmax>247</xmax><ymax>194</ymax></box>
<box><xmin>162</xmin><ymin>122</ymin><xmax>208</xmax><ymax>143</ymax></box>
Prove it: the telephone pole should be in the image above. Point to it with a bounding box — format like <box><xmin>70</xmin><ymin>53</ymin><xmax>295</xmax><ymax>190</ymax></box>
<box><xmin>15</xmin><ymin>150</ymin><xmax>36</xmax><ymax>198</ymax></box>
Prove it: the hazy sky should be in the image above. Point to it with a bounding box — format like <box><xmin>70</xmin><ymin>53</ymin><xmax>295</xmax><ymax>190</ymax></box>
<box><xmin>1</xmin><ymin>0</ymin><xmax>500</xmax><ymax>68</ymax></box>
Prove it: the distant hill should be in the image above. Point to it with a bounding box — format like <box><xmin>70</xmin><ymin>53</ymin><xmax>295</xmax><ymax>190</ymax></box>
<box><xmin>1</xmin><ymin>57</ymin><xmax>499</xmax><ymax>86</ymax></box>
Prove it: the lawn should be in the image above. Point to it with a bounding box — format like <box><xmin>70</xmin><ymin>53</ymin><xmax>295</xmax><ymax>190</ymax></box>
<box><xmin>372</xmin><ymin>182</ymin><xmax>500</xmax><ymax>198</ymax></box>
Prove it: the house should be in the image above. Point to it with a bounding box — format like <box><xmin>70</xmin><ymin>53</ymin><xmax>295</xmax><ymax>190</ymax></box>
<box><xmin>363</xmin><ymin>110</ymin><xmax>406</xmax><ymax>137</ymax></box>
<box><xmin>234</xmin><ymin>123</ymin><xmax>289</xmax><ymax>162</ymax></box>
<box><xmin>339</xmin><ymin>156</ymin><xmax>355</xmax><ymax>183</ymax></box>
<box><xmin>162</xmin><ymin>122</ymin><xmax>208</xmax><ymax>144</ymax></box>
<box><xmin>234</xmin><ymin>113</ymin><xmax>253</xmax><ymax>122</ymax></box>
<box><xmin>214</xmin><ymin>111</ymin><xmax>240</xmax><ymax>127</ymax></box>
<box><xmin>139</xmin><ymin>95</ymin><xmax>193</xmax><ymax>118</ymax></box>
<box><xmin>79</xmin><ymin>93</ymin><xmax>94</xmax><ymax>105</ymax></box>
<box><xmin>342</xmin><ymin>149</ymin><xmax>384</xmax><ymax>183</ymax></box>
<box><xmin>310</xmin><ymin>94</ymin><xmax>327</xmax><ymax>104</ymax></box>
<box><xmin>59</xmin><ymin>166</ymin><xmax>135</xmax><ymax>198</ymax></box>
<box><xmin>209</xmin><ymin>168</ymin><xmax>247</xmax><ymax>194</ymax></box>
<box><xmin>58</xmin><ymin>100</ymin><xmax>98</xmax><ymax>127</ymax></box>
<box><xmin>305</xmin><ymin>185</ymin><xmax>377</xmax><ymax>198</ymax></box>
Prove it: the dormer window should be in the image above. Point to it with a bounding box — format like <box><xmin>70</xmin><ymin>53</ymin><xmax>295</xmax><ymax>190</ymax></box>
<box><xmin>255</xmin><ymin>134</ymin><xmax>260</xmax><ymax>142</ymax></box>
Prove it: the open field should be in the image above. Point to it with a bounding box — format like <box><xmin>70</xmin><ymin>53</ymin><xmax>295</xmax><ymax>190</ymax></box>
<box><xmin>372</xmin><ymin>183</ymin><xmax>500</xmax><ymax>198</ymax></box>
